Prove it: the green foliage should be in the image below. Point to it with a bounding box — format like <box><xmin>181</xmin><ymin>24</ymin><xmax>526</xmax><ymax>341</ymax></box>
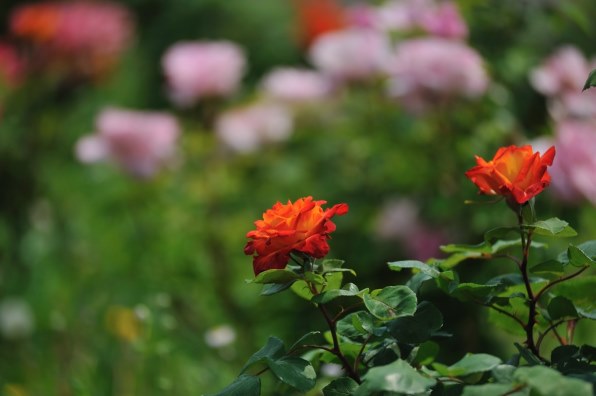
<box><xmin>433</xmin><ymin>353</ymin><xmax>502</xmax><ymax>377</ymax></box>
<box><xmin>212</xmin><ymin>375</ymin><xmax>261</xmax><ymax>396</ymax></box>
<box><xmin>363</xmin><ymin>286</ymin><xmax>418</xmax><ymax>321</ymax></box>
<box><xmin>354</xmin><ymin>360</ymin><xmax>436</xmax><ymax>395</ymax></box>
<box><xmin>583</xmin><ymin>69</ymin><xmax>596</xmax><ymax>91</ymax></box>
<box><xmin>529</xmin><ymin>218</ymin><xmax>578</xmax><ymax>238</ymax></box>
<box><xmin>322</xmin><ymin>378</ymin><xmax>359</xmax><ymax>396</ymax></box>
<box><xmin>514</xmin><ymin>365</ymin><xmax>593</xmax><ymax>396</ymax></box>
<box><xmin>238</xmin><ymin>336</ymin><xmax>316</xmax><ymax>392</ymax></box>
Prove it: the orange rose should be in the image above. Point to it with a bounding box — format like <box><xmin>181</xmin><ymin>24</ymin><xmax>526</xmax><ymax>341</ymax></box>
<box><xmin>465</xmin><ymin>145</ymin><xmax>556</xmax><ymax>204</ymax></box>
<box><xmin>245</xmin><ymin>197</ymin><xmax>349</xmax><ymax>275</ymax></box>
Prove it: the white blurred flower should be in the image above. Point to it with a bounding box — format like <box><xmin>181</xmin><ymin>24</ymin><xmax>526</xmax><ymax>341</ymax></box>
<box><xmin>75</xmin><ymin>107</ymin><xmax>180</xmax><ymax>178</ymax></box>
<box><xmin>162</xmin><ymin>40</ymin><xmax>246</xmax><ymax>107</ymax></box>
<box><xmin>260</xmin><ymin>67</ymin><xmax>333</xmax><ymax>103</ymax></box>
<box><xmin>309</xmin><ymin>28</ymin><xmax>392</xmax><ymax>81</ymax></box>
<box><xmin>0</xmin><ymin>298</ymin><xmax>35</xmax><ymax>339</ymax></box>
<box><xmin>204</xmin><ymin>324</ymin><xmax>236</xmax><ymax>348</ymax></box>
<box><xmin>215</xmin><ymin>102</ymin><xmax>293</xmax><ymax>153</ymax></box>
<box><xmin>321</xmin><ymin>363</ymin><xmax>344</xmax><ymax>378</ymax></box>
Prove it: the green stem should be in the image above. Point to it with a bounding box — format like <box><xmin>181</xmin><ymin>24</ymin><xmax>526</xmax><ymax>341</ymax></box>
<box><xmin>517</xmin><ymin>207</ymin><xmax>541</xmax><ymax>358</ymax></box>
<box><xmin>308</xmin><ymin>282</ymin><xmax>362</xmax><ymax>384</ymax></box>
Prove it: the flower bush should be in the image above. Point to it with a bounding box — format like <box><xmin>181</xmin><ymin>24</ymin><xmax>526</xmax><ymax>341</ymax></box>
<box><xmin>216</xmin><ymin>147</ymin><xmax>594</xmax><ymax>395</ymax></box>
<box><xmin>0</xmin><ymin>0</ymin><xmax>594</xmax><ymax>394</ymax></box>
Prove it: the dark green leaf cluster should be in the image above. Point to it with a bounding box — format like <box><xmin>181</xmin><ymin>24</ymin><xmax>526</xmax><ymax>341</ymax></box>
<box><xmin>216</xmin><ymin>217</ymin><xmax>595</xmax><ymax>395</ymax></box>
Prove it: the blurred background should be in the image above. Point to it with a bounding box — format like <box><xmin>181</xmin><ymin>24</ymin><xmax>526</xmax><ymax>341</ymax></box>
<box><xmin>0</xmin><ymin>0</ymin><xmax>595</xmax><ymax>394</ymax></box>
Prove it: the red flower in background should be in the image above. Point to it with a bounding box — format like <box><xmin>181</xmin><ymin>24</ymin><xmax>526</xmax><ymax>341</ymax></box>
<box><xmin>10</xmin><ymin>1</ymin><xmax>133</xmax><ymax>78</ymax></box>
<box><xmin>465</xmin><ymin>145</ymin><xmax>556</xmax><ymax>204</ymax></box>
<box><xmin>245</xmin><ymin>197</ymin><xmax>348</xmax><ymax>275</ymax></box>
<box><xmin>293</xmin><ymin>0</ymin><xmax>347</xmax><ymax>47</ymax></box>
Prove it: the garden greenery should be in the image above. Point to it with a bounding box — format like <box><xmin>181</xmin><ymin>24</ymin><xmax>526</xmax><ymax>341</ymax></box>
<box><xmin>216</xmin><ymin>147</ymin><xmax>595</xmax><ymax>395</ymax></box>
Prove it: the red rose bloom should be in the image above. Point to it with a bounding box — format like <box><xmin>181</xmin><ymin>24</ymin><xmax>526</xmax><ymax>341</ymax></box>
<box><xmin>465</xmin><ymin>145</ymin><xmax>556</xmax><ymax>204</ymax></box>
<box><xmin>245</xmin><ymin>197</ymin><xmax>349</xmax><ymax>275</ymax></box>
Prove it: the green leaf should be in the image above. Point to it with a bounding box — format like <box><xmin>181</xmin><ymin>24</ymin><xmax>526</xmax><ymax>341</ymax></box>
<box><xmin>461</xmin><ymin>383</ymin><xmax>527</xmax><ymax>396</ymax></box>
<box><xmin>484</xmin><ymin>226</ymin><xmax>519</xmax><ymax>242</ymax></box>
<box><xmin>406</xmin><ymin>272</ymin><xmax>434</xmax><ymax>293</ymax></box>
<box><xmin>529</xmin><ymin>218</ymin><xmax>577</xmax><ymax>237</ymax></box>
<box><xmin>551</xmin><ymin>276</ymin><xmax>596</xmax><ymax>319</ymax></box>
<box><xmin>583</xmin><ymin>68</ymin><xmax>596</xmax><ymax>91</ymax></box>
<box><xmin>551</xmin><ymin>345</ymin><xmax>580</xmax><ymax>365</ymax></box>
<box><xmin>337</xmin><ymin>312</ymin><xmax>371</xmax><ymax>341</ymax></box>
<box><xmin>261</xmin><ymin>282</ymin><xmax>294</xmax><ymax>296</ymax></box>
<box><xmin>514</xmin><ymin>365</ymin><xmax>592</xmax><ymax>396</ymax></box>
<box><xmin>289</xmin><ymin>331</ymin><xmax>321</xmax><ymax>351</ymax></box>
<box><xmin>304</xmin><ymin>272</ymin><xmax>326</xmax><ymax>285</ymax></box>
<box><xmin>557</xmin><ymin>241</ymin><xmax>596</xmax><ymax>265</ymax></box>
<box><xmin>322</xmin><ymin>377</ymin><xmax>359</xmax><ymax>396</ymax></box>
<box><xmin>514</xmin><ymin>343</ymin><xmax>542</xmax><ymax>366</ymax></box>
<box><xmin>441</xmin><ymin>242</ymin><xmax>491</xmax><ymax>254</ymax></box>
<box><xmin>448</xmin><ymin>282</ymin><xmax>502</xmax><ymax>304</ymax></box>
<box><xmin>567</xmin><ymin>245</ymin><xmax>595</xmax><ymax>267</ymax></box>
<box><xmin>291</xmin><ymin>280</ymin><xmax>314</xmax><ymax>300</ymax></box>
<box><xmin>547</xmin><ymin>296</ymin><xmax>579</xmax><ymax>321</ymax></box>
<box><xmin>251</xmin><ymin>269</ymin><xmax>300</xmax><ymax>285</ymax></box>
<box><xmin>388</xmin><ymin>260</ymin><xmax>441</xmax><ymax>278</ymax></box>
<box><xmin>212</xmin><ymin>375</ymin><xmax>260</xmax><ymax>396</ymax></box>
<box><xmin>351</xmin><ymin>311</ymin><xmax>378</xmax><ymax>335</ymax></box>
<box><xmin>389</xmin><ymin>302</ymin><xmax>443</xmax><ymax>344</ymax></box>
<box><xmin>322</xmin><ymin>259</ymin><xmax>357</xmax><ymax>277</ymax></box>
<box><xmin>363</xmin><ymin>286</ymin><xmax>417</xmax><ymax>321</ymax></box>
<box><xmin>355</xmin><ymin>359</ymin><xmax>436</xmax><ymax>395</ymax></box>
<box><xmin>241</xmin><ymin>336</ymin><xmax>285</xmax><ymax>373</ymax></box>
<box><xmin>530</xmin><ymin>260</ymin><xmax>564</xmax><ymax>275</ymax></box>
<box><xmin>411</xmin><ymin>341</ymin><xmax>439</xmax><ymax>366</ymax></box>
<box><xmin>311</xmin><ymin>283</ymin><xmax>366</xmax><ymax>304</ymax></box>
<box><xmin>322</xmin><ymin>259</ymin><xmax>345</xmax><ymax>269</ymax></box>
<box><xmin>491</xmin><ymin>364</ymin><xmax>516</xmax><ymax>383</ymax></box>
<box><xmin>267</xmin><ymin>356</ymin><xmax>316</xmax><ymax>392</ymax></box>
<box><xmin>433</xmin><ymin>353</ymin><xmax>502</xmax><ymax>377</ymax></box>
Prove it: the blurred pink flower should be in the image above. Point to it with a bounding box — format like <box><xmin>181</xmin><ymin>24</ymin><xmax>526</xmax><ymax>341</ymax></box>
<box><xmin>375</xmin><ymin>198</ymin><xmax>446</xmax><ymax>261</ymax></box>
<box><xmin>376</xmin><ymin>198</ymin><xmax>420</xmax><ymax>240</ymax></box>
<box><xmin>162</xmin><ymin>41</ymin><xmax>246</xmax><ymax>107</ymax></box>
<box><xmin>76</xmin><ymin>108</ymin><xmax>180</xmax><ymax>178</ymax></box>
<box><xmin>534</xmin><ymin>121</ymin><xmax>596</xmax><ymax>205</ymax></box>
<box><xmin>308</xmin><ymin>28</ymin><xmax>391</xmax><ymax>81</ymax></box>
<box><xmin>10</xmin><ymin>1</ymin><xmax>133</xmax><ymax>78</ymax></box>
<box><xmin>260</xmin><ymin>67</ymin><xmax>333</xmax><ymax>103</ymax></box>
<box><xmin>345</xmin><ymin>4</ymin><xmax>379</xmax><ymax>29</ymax></box>
<box><xmin>376</xmin><ymin>0</ymin><xmax>421</xmax><ymax>32</ymax></box>
<box><xmin>376</xmin><ymin>0</ymin><xmax>467</xmax><ymax>39</ymax></box>
<box><xmin>529</xmin><ymin>46</ymin><xmax>593</xmax><ymax>96</ymax></box>
<box><xmin>0</xmin><ymin>41</ymin><xmax>24</xmax><ymax>86</ymax></box>
<box><xmin>549</xmin><ymin>89</ymin><xmax>596</xmax><ymax>120</ymax></box>
<box><xmin>387</xmin><ymin>38</ymin><xmax>489</xmax><ymax>112</ymax></box>
<box><xmin>215</xmin><ymin>103</ymin><xmax>293</xmax><ymax>153</ymax></box>
<box><xmin>418</xmin><ymin>2</ymin><xmax>468</xmax><ymax>39</ymax></box>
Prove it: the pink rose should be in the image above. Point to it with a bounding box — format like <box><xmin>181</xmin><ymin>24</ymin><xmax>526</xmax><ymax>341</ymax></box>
<box><xmin>215</xmin><ymin>103</ymin><xmax>293</xmax><ymax>153</ymax></box>
<box><xmin>387</xmin><ymin>38</ymin><xmax>488</xmax><ymax>112</ymax></box>
<box><xmin>376</xmin><ymin>0</ymin><xmax>467</xmax><ymax>39</ymax></box>
<box><xmin>418</xmin><ymin>2</ymin><xmax>468</xmax><ymax>40</ymax></box>
<box><xmin>375</xmin><ymin>198</ymin><xmax>446</xmax><ymax>261</ymax></box>
<box><xmin>534</xmin><ymin>120</ymin><xmax>596</xmax><ymax>205</ymax></box>
<box><xmin>308</xmin><ymin>28</ymin><xmax>391</xmax><ymax>81</ymax></box>
<box><xmin>76</xmin><ymin>108</ymin><xmax>180</xmax><ymax>178</ymax></box>
<box><xmin>530</xmin><ymin>46</ymin><xmax>593</xmax><ymax>97</ymax></box>
<box><xmin>162</xmin><ymin>41</ymin><xmax>246</xmax><ymax>107</ymax></box>
<box><xmin>260</xmin><ymin>67</ymin><xmax>333</xmax><ymax>103</ymax></box>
